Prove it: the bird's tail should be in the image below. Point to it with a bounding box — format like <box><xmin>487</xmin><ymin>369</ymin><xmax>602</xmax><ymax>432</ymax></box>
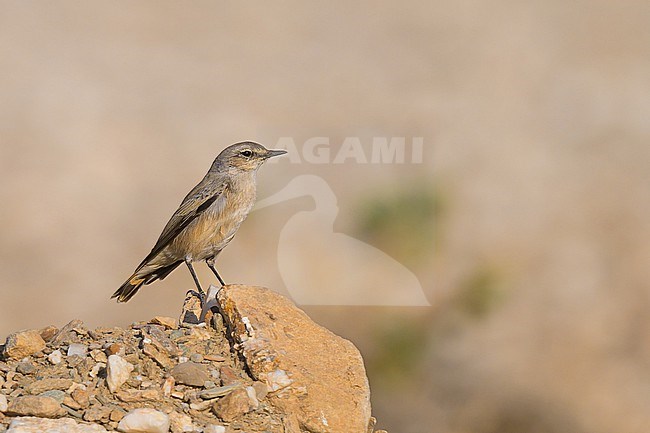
<box><xmin>112</xmin><ymin>274</ymin><xmax>147</xmax><ymax>303</ymax></box>
<box><xmin>112</xmin><ymin>260</ymin><xmax>182</xmax><ymax>302</ymax></box>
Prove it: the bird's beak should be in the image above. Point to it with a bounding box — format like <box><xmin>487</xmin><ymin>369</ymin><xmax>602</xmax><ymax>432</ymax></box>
<box><xmin>265</xmin><ymin>149</ymin><xmax>288</xmax><ymax>159</ymax></box>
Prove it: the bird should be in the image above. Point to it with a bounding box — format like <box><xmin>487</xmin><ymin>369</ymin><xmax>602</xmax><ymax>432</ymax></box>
<box><xmin>112</xmin><ymin>141</ymin><xmax>286</xmax><ymax>303</ymax></box>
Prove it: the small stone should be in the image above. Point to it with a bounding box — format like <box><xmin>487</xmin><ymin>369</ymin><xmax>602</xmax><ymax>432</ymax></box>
<box><xmin>150</xmin><ymin>316</ymin><xmax>178</xmax><ymax>330</ymax></box>
<box><xmin>71</xmin><ymin>388</ymin><xmax>91</xmax><ymax>409</ymax></box>
<box><xmin>90</xmin><ymin>349</ymin><xmax>108</xmax><ymax>363</ymax></box>
<box><xmin>105</xmin><ymin>343</ymin><xmax>125</xmax><ymax>356</ymax></box>
<box><xmin>179</xmin><ymin>291</ymin><xmax>202</xmax><ymax>325</ymax></box>
<box><xmin>170</xmin><ymin>362</ymin><xmax>210</xmax><ymax>387</ymax></box>
<box><xmin>198</xmin><ymin>384</ymin><xmax>240</xmax><ymax>399</ymax></box>
<box><xmin>6</xmin><ymin>395</ymin><xmax>66</xmax><ymax>418</ymax></box>
<box><xmin>16</xmin><ymin>361</ymin><xmax>36</xmax><ymax>375</ymax></box>
<box><xmin>203</xmin><ymin>425</ymin><xmax>226</xmax><ymax>433</ymax></box>
<box><xmin>189</xmin><ymin>353</ymin><xmax>203</xmax><ymax>363</ymax></box>
<box><xmin>117</xmin><ymin>408</ymin><xmax>170</xmax><ymax>433</ymax></box>
<box><xmin>26</xmin><ymin>378</ymin><xmax>73</xmax><ymax>395</ymax></box>
<box><xmin>116</xmin><ymin>388</ymin><xmax>162</xmax><ymax>402</ymax></box>
<box><xmin>219</xmin><ymin>366</ymin><xmax>240</xmax><ymax>386</ymax></box>
<box><xmin>6</xmin><ymin>416</ymin><xmax>108</xmax><ymax>433</ymax></box>
<box><xmin>245</xmin><ymin>386</ymin><xmax>260</xmax><ymax>409</ymax></box>
<box><xmin>161</xmin><ymin>376</ymin><xmax>175</xmax><ymax>398</ymax></box>
<box><xmin>67</xmin><ymin>343</ymin><xmax>88</xmax><ymax>357</ymax></box>
<box><xmin>252</xmin><ymin>381</ymin><xmax>268</xmax><ymax>400</ymax></box>
<box><xmin>266</xmin><ymin>369</ymin><xmax>292</xmax><ymax>391</ymax></box>
<box><xmin>106</xmin><ymin>354</ymin><xmax>134</xmax><ymax>393</ymax></box>
<box><xmin>204</xmin><ymin>354</ymin><xmax>226</xmax><ymax>362</ymax></box>
<box><xmin>110</xmin><ymin>407</ymin><xmax>126</xmax><ymax>422</ymax></box>
<box><xmin>39</xmin><ymin>325</ymin><xmax>59</xmax><ymax>342</ymax></box>
<box><xmin>84</xmin><ymin>405</ymin><xmax>113</xmax><ymax>422</ymax></box>
<box><xmin>2</xmin><ymin>329</ymin><xmax>46</xmax><ymax>359</ymax></box>
<box><xmin>189</xmin><ymin>327</ymin><xmax>211</xmax><ymax>341</ymax></box>
<box><xmin>0</xmin><ymin>394</ymin><xmax>7</xmax><ymax>412</ymax></box>
<box><xmin>169</xmin><ymin>411</ymin><xmax>194</xmax><ymax>433</ymax></box>
<box><xmin>48</xmin><ymin>350</ymin><xmax>63</xmax><ymax>365</ymax></box>
<box><xmin>39</xmin><ymin>390</ymin><xmax>66</xmax><ymax>403</ymax></box>
<box><xmin>50</xmin><ymin>320</ymin><xmax>86</xmax><ymax>345</ymax></box>
<box><xmin>212</xmin><ymin>387</ymin><xmax>257</xmax><ymax>422</ymax></box>
<box><xmin>63</xmin><ymin>395</ymin><xmax>82</xmax><ymax>410</ymax></box>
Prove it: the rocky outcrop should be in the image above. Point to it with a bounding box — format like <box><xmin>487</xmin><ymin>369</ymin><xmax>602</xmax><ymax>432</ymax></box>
<box><xmin>0</xmin><ymin>286</ymin><xmax>380</xmax><ymax>433</ymax></box>
<box><xmin>217</xmin><ymin>285</ymin><xmax>372</xmax><ymax>433</ymax></box>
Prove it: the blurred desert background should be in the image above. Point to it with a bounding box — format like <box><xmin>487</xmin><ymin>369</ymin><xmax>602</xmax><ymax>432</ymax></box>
<box><xmin>1</xmin><ymin>1</ymin><xmax>650</xmax><ymax>432</ymax></box>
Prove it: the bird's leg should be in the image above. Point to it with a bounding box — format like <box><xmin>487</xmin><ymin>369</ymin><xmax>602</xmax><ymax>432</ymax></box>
<box><xmin>185</xmin><ymin>259</ymin><xmax>205</xmax><ymax>300</ymax></box>
<box><xmin>206</xmin><ymin>257</ymin><xmax>226</xmax><ymax>286</ymax></box>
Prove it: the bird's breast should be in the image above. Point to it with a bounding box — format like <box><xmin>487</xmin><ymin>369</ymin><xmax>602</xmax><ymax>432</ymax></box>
<box><xmin>170</xmin><ymin>177</ymin><xmax>257</xmax><ymax>261</ymax></box>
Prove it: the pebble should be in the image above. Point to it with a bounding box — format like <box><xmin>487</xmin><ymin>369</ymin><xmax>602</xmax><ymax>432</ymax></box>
<box><xmin>170</xmin><ymin>362</ymin><xmax>210</xmax><ymax>387</ymax></box>
<box><xmin>106</xmin><ymin>354</ymin><xmax>134</xmax><ymax>393</ymax></box>
<box><xmin>2</xmin><ymin>330</ymin><xmax>46</xmax><ymax>360</ymax></box>
<box><xmin>16</xmin><ymin>361</ymin><xmax>36</xmax><ymax>375</ymax></box>
<box><xmin>6</xmin><ymin>416</ymin><xmax>108</xmax><ymax>433</ymax></box>
<box><xmin>266</xmin><ymin>369</ymin><xmax>292</xmax><ymax>391</ymax></box>
<box><xmin>39</xmin><ymin>389</ymin><xmax>66</xmax><ymax>403</ymax></box>
<box><xmin>0</xmin><ymin>394</ymin><xmax>7</xmax><ymax>412</ymax></box>
<box><xmin>212</xmin><ymin>387</ymin><xmax>257</xmax><ymax>422</ymax></box>
<box><xmin>67</xmin><ymin>343</ymin><xmax>88</xmax><ymax>357</ymax></box>
<box><xmin>117</xmin><ymin>408</ymin><xmax>170</xmax><ymax>433</ymax></box>
<box><xmin>5</xmin><ymin>395</ymin><xmax>66</xmax><ymax>418</ymax></box>
<box><xmin>203</xmin><ymin>425</ymin><xmax>226</xmax><ymax>433</ymax></box>
<box><xmin>169</xmin><ymin>410</ymin><xmax>194</xmax><ymax>433</ymax></box>
<box><xmin>47</xmin><ymin>349</ymin><xmax>63</xmax><ymax>364</ymax></box>
<box><xmin>150</xmin><ymin>316</ymin><xmax>178</xmax><ymax>330</ymax></box>
<box><xmin>26</xmin><ymin>378</ymin><xmax>73</xmax><ymax>394</ymax></box>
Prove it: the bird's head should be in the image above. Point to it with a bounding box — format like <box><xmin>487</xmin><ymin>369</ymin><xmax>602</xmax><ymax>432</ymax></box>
<box><xmin>213</xmin><ymin>141</ymin><xmax>287</xmax><ymax>172</ymax></box>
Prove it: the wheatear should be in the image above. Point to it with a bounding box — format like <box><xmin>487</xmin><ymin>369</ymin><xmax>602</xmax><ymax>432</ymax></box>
<box><xmin>112</xmin><ymin>141</ymin><xmax>286</xmax><ymax>302</ymax></box>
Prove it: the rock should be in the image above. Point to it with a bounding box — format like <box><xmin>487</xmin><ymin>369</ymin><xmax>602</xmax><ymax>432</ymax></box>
<box><xmin>170</xmin><ymin>362</ymin><xmax>210</xmax><ymax>387</ymax></box>
<box><xmin>212</xmin><ymin>387</ymin><xmax>257</xmax><ymax>422</ymax></box>
<box><xmin>169</xmin><ymin>410</ymin><xmax>194</xmax><ymax>433</ymax></box>
<box><xmin>179</xmin><ymin>291</ymin><xmax>202</xmax><ymax>325</ymax></box>
<box><xmin>26</xmin><ymin>378</ymin><xmax>73</xmax><ymax>395</ymax></box>
<box><xmin>218</xmin><ymin>366</ymin><xmax>240</xmax><ymax>386</ymax></box>
<box><xmin>39</xmin><ymin>325</ymin><xmax>59</xmax><ymax>342</ymax></box>
<box><xmin>116</xmin><ymin>388</ymin><xmax>161</xmax><ymax>402</ymax></box>
<box><xmin>217</xmin><ymin>285</ymin><xmax>372</xmax><ymax>433</ymax></box>
<box><xmin>105</xmin><ymin>343</ymin><xmax>125</xmax><ymax>356</ymax></box>
<box><xmin>67</xmin><ymin>343</ymin><xmax>88</xmax><ymax>357</ymax></box>
<box><xmin>5</xmin><ymin>395</ymin><xmax>67</xmax><ymax>418</ymax></box>
<box><xmin>203</xmin><ymin>425</ymin><xmax>226</xmax><ymax>433</ymax></box>
<box><xmin>47</xmin><ymin>349</ymin><xmax>63</xmax><ymax>364</ymax></box>
<box><xmin>110</xmin><ymin>407</ymin><xmax>126</xmax><ymax>422</ymax></box>
<box><xmin>150</xmin><ymin>316</ymin><xmax>178</xmax><ymax>330</ymax></box>
<box><xmin>50</xmin><ymin>320</ymin><xmax>86</xmax><ymax>345</ymax></box>
<box><xmin>71</xmin><ymin>388</ymin><xmax>91</xmax><ymax>408</ymax></box>
<box><xmin>106</xmin><ymin>354</ymin><xmax>134</xmax><ymax>393</ymax></box>
<box><xmin>6</xmin><ymin>416</ymin><xmax>108</xmax><ymax>432</ymax></box>
<box><xmin>0</xmin><ymin>394</ymin><xmax>7</xmax><ymax>412</ymax></box>
<box><xmin>84</xmin><ymin>405</ymin><xmax>113</xmax><ymax>422</ymax></box>
<box><xmin>16</xmin><ymin>361</ymin><xmax>36</xmax><ymax>375</ymax></box>
<box><xmin>252</xmin><ymin>381</ymin><xmax>268</xmax><ymax>400</ymax></box>
<box><xmin>2</xmin><ymin>330</ymin><xmax>46</xmax><ymax>360</ymax></box>
<box><xmin>39</xmin><ymin>390</ymin><xmax>66</xmax><ymax>403</ymax></box>
<box><xmin>117</xmin><ymin>408</ymin><xmax>170</xmax><ymax>433</ymax></box>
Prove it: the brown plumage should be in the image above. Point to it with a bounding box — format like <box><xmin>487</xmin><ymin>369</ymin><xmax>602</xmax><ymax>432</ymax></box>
<box><xmin>112</xmin><ymin>141</ymin><xmax>286</xmax><ymax>302</ymax></box>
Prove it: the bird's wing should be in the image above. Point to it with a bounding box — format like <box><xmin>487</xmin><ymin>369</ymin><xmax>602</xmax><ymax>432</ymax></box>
<box><xmin>139</xmin><ymin>175</ymin><xmax>228</xmax><ymax>266</ymax></box>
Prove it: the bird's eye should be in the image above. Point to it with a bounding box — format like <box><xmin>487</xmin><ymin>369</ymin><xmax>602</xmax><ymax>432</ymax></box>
<box><xmin>240</xmin><ymin>150</ymin><xmax>253</xmax><ymax>158</ymax></box>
